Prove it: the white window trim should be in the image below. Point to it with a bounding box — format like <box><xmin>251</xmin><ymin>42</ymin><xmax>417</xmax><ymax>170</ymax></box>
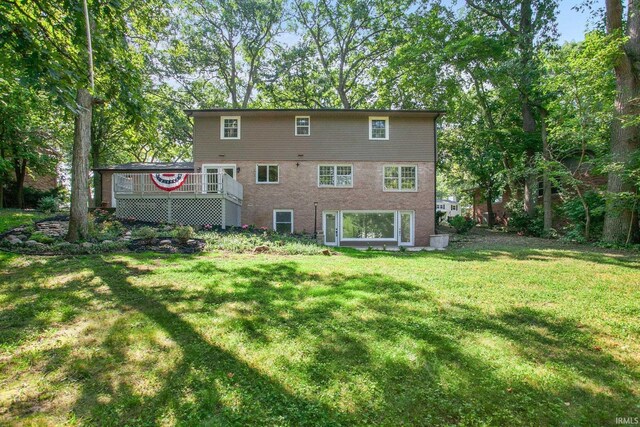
<box><xmin>382</xmin><ymin>164</ymin><xmax>418</xmax><ymax>192</ymax></box>
<box><xmin>317</xmin><ymin>164</ymin><xmax>354</xmax><ymax>188</ymax></box>
<box><xmin>294</xmin><ymin>115</ymin><xmax>311</xmax><ymax>136</ymax></box>
<box><xmin>369</xmin><ymin>116</ymin><xmax>389</xmax><ymax>140</ymax></box>
<box><xmin>340</xmin><ymin>210</ymin><xmax>398</xmax><ymax>242</ymax></box>
<box><xmin>201</xmin><ymin>163</ymin><xmax>236</xmax><ymax>193</ymax></box>
<box><xmin>398</xmin><ymin>210</ymin><xmax>415</xmax><ymax>246</ymax></box>
<box><xmin>256</xmin><ymin>164</ymin><xmax>279</xmax><ymax>184</ymax></box>
<box><xmin>201</xmin><ymin>163</ymin><xmax>237</xmax><ymax>179</ymax></box>
<box><xmin>220</xmin><ymin>116</ymin><xmax>241</xmax><ymax>140</ymax></box>
<box><xmin>273</xmin><ymin>209</ymin><xmax>294</xmax><ymax>233</ymax></box>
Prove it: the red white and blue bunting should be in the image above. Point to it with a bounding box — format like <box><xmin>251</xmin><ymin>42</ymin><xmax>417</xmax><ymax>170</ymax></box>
<box><xmin>150</xmin><ymin>173</ymin><xmax>189</xmax><ymax>192</ymax></box>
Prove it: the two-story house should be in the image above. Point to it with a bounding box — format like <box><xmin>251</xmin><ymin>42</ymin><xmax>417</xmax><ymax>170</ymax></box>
<box><xmin>95</xmin><ymin>109</ymin><xmax>442</xmax><ymax>247</ymax></box>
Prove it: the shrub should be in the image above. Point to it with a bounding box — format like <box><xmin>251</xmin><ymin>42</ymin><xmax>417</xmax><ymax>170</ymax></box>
<box><xmin>436</xmin><ymin>210</ymin><xmax>447</xmax><ymax>224</ymax></box>
<box><xmin>449</xmin><ymin>215</ymin><xmax>475</xmax><ymax>234</ymax></box>
<box><xmin>29</xmin><ymin>231</ymin><xmax>56</xmax><ymax>244</ymax></box>
<box><xmin>37</xmin><ymin>196</ymin><xmax>59</xmax><ymax>213</ymax></box>
<box><xmin>133</xmin><ymin>226</ymin><xmax>158</xmax><ymax>240</ymax></box>
<box><xmin>505</xmin><ymin>200</ymin><xmax>546</xmax><ymax>237</ymax></box>
<box><xmin>562</xmin><ymin>191</ymin><xmax>606</xmax><ymax>242</ymax></box>
<box><xmin>173</xmin><ymin>225</ymin><xmax>195</xmax><ymax>241</ymax></box>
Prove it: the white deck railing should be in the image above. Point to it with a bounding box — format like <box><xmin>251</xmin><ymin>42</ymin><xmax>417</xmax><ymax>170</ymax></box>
<box><xmin>113</xmin><ymin>172</ymin><xmax>243</xmax><ymax>201</ymax></box>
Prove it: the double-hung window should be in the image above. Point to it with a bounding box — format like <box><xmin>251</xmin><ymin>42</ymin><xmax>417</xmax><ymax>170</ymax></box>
<box><xmin>383</xmin><ymin>165</ymin><xmax>417</xmax><ymax>191</ymax></box>
<box><xmin>369</xmin><ymin>116</ymin><xmax>389</xmax><ymax>140</ymax></box>
<box><xmin>273</xmin><ymin>210</ymin><xmax>293</xmax><ymax>233</ymax></box>
<box><xmin>295</xmin><ymin>116</ymin><xmax>310</xmax><ymax>136</ymax></box>
<box><xmin>221</xmin><ymin>116</ymin><xmax>240</xmax><ymax>139</ymax></box>
<box><xmin>256</xmin><ymin>164</ymin><xmax>279</xmax><ymax>184</ymax></box>
<box><xmin>318</xmin><ymin>165</ymin><xmax>353</xmax><ymax>187</ymax></box>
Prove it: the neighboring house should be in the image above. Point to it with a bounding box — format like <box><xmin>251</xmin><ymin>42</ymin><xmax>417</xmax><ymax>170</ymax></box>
<box><xmin>471</xmin><ymin>151</ymin><xmax>607</xmax><ymax>225</ymax></box>
<box><xmin>436</xmin><ymin>198</ymin><xmax>461</xmax><ymax>221</ymax></box>
<box><xmin>95</xmin><ymin>109</ymin><xmax>443</xmax><ymax>247</ymax></box>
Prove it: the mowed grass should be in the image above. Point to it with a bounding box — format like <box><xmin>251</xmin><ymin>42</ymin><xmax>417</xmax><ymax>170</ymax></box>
<box><xmin>0</xmin><ymin>246</ymin><xmax>639</xmax><ymax>425</ymax></box>
<box><xmin>0</xmin><ymin>209</ymin><xmax>49</xmax><ymax>233</ymax></box>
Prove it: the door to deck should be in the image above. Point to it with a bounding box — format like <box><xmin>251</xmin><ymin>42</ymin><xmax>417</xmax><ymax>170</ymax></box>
<box><xmin>202</xmin><ymin>165</ymin><xmax>236</xmax><ymax>193</ymax></box>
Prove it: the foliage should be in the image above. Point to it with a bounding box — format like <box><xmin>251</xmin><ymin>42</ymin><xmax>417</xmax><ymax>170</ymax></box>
<box><xmin>37</xmin><ymin>196</ymin><xmax>60</xmax><ymax>214</ymax></box>
<box><xmin>133</xmin><ymin>226</ymin><xmax>159</xmax><ymax>241</ymax></box>
<box><xmin>172</xmin><ymin>225</ymin><xmax>195</xmax><ymax>242</ymax></box>
<box><xmin>1</xmin><ymin>183</ymin><xmax>65</xmax><ymax>210</ymax></box>
<box><xmin>199</xmin><ymin>230</ymin><xmax>325</xmax><ymax>255</ymax></box>
<box><xmin>448</xmin><ymin>215</ymin><xmax>475</xmax><ymax>234</ymax></box>
<box><xmin>505</xmin><ymin>200</ymin><xmax>546</xmax><ymax>237</ymax></box>
<box><xmin>28</xmin><ymin>231</ymin><xmax>55</xmax><ymax>245</ymax></box>
<box><xmin>436</xmin><ymin>210</ymin><xmax>447</xmax><ymax>224</ymax></box>
<box><xmin>562</xmin><ymin>191</ymin><xmax>607</xmax><ymax>242</ymax></box>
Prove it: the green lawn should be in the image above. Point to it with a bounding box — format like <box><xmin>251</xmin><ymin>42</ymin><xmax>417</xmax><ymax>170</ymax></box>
<box><xmin>0</xmin><ymin>244</ymin><xmax>639</xmax><ymax>425</ymax></box>
<box><xmin>0</xmin><ymin>209</ymin><xmax>49</xmax><ymax>233</ymax></box>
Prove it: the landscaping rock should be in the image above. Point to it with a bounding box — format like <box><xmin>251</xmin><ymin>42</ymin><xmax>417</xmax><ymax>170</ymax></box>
<box><xmin>15</xmin><ymin>234</ymin><xmax>27</xmax><ymax>241</ymax></box>
<box><xmin>253</xmin><ymin>245</ymin><xmax>270</xmax><ymax>253</ymax></box>
<box><xmin>186</xmin><ymin>239</ymin><xmax>198</xmax><ymax>246</ymax></box>
<box><xmin>25</xmin><ymin>240</ymin><xmax>43</xmax><ymax>247</ymax></box>
<box><xmin>159</xmin><ymin>239</ymin><xmax>172</xmax><ymax>246</ymax></box>
<box><xmin>102</xmin><ymin>240</ymin><xmax>114</xmax><ymax>244</ymax></box>
<box><xmin>6</xmin><ymin>235</ymin><xmax>22</xmax><ymax>245</ymax></box>
<box><xmin>322</xmin><ymin>249</ymin><xmax>331</xmax><ymax>256</ymax></box>
<box><xmin>81</xmin><ymin>242</ymin><xmax>94</xmax><ymax>249</ymax></box>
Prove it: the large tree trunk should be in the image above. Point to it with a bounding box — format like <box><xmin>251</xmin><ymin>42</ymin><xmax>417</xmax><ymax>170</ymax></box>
<box><xmin>520</xmin><ymin>0</ymin><xmax>538</xmax><ymax>217</ymax></box>
<box><xmin>13</xmin><ymin>158</ymin><xmax>27</xmax><ymax>209</ymax></box>
<box><xmin>486</xmin><ymin>187</ymin><xmax>495</xmax><ymax>228</ymax></box>
<box><xmin>67</xmin><ymin>88</ymin><xmax>93</xmax><ymax>242</ymax></box>
<box><xmin>541</xmin><ymin>109</ymin><xmax>552</xmax><ymax>233</ymax></box>
<box><xmin>602</xmin><ymin>0</ymin><xmax>640</xmax><ymax>243</ymax></box>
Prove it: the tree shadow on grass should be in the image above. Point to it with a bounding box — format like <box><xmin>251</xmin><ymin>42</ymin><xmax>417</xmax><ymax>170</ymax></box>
<box><xmin>338</xmin><ymin>245</ymin><xmax>640</xmax><ymax>270</ymax></box>
<box><xmin>1</xmin><ymin>254</ymin><xmax>638</xmax><ymax>425</ymax></box>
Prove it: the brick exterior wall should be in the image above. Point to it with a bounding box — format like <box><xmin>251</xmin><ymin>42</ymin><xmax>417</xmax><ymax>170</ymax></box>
<box><xmin>24</xmin><ymin>173</ymin><xmax>57</xmax><ymax>191</ymax></box>
<box><xmin>195</xmin><ymin>160</ymin><xmax>435</xmax><ymax>246</ymax></box>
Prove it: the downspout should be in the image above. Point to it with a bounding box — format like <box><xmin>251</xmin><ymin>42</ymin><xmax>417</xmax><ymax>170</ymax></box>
<box><xmin>433</xmin><ymin>113</ymin><xmax>441</xmax><ymax>235</ymax></box>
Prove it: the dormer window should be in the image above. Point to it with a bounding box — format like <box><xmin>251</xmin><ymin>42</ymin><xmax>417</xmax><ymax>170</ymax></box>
<box><xmin>221</xmin><ymin>116</ymin><xmax>240</xmax><ymax>139</ymax></box>
<box><xmin>369</xmin><ymin>116</ymin><xmax>389</xmax><ymax>140</ymax></box>
<box><xmin>295</xmin><ymin>116</ymin><xmax>310</xmax><ymax>136</ymax></box>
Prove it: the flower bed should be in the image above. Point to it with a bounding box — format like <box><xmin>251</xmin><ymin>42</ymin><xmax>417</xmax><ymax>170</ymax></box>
<box><xmin>0</xmin><ymin>213</ymin><xmax>327</xmax><ymax>255</ymax></box>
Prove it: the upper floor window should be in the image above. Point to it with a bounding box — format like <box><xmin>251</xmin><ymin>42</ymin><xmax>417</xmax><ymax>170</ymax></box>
<box><xmin>221</xmin><ymin>116</ymin><xmax>240</xmax><ymax>139</ymax></box>
<box><xmin>318</xmin><ymin>165</ymin><xmax>353</xmax><ymax>188</ymax></box>
<box><xmin>369</xmin><ymin>116</ymin><xmax>389</xmax><ymax>140</ymax></box>
<box><xmin>383</xmin><ymin>165</ymin><xmax>417</xmax><ymax>191</ymax></box>
<box><xmin>256</xmin><ymin>164</ymin><xmax>279</xmax><ymax>184</ymax></box>
<box><xmin>436</xmin><ymin>204</ymin><xmax>446</xmax><ymax>210</ymax></box>
<box><xmin>295</xmin><ymin>116</ymin><xmax>310</xmax><ymax>136</ymax></box>
<box><xmin>451</xmin><ymin>204</ymin><xmax>458</xmax><ymax>211</ymax></box>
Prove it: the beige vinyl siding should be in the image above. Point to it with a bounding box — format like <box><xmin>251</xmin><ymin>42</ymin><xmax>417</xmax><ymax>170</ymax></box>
<box><xmin>193</xmin><ymin>112</ymin><xmax>436</xmax><ymax>162</ymax></box>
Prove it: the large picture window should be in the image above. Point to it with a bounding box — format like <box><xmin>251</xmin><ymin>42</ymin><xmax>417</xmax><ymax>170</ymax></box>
<box><xmin>318</xmin><ymin>165</ymin><xmax>353</xmax><ymax>187</ymax></box>
<box><xmin>383</xmin><ymin>165</ymin><xmax>417</xmax><ymax>191</ymax></box>
<box><xmin>256</xmin><ymin>164</ymin><xmax>279</xmax><ymax>184</ymax></box>
<box><xmin>342</xmin><ymin>212</ymin><xmax>396</xmax><ymax>240</ymax></box>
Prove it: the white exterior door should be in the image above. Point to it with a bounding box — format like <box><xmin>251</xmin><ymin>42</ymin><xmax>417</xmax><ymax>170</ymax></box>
<box><xmin>323</xmin><ymin>211</ymin><xmax>339</xmax><ymax>246</ymax></box>
<box><xmin>202</xmin><ymin>164</ymin><xmax>235</xmax><ymax>193</ymax></box>
<box><xmin>398</xmin><ymin>211</ymin><xmax>415</xmax><ymax>246</ymax></box>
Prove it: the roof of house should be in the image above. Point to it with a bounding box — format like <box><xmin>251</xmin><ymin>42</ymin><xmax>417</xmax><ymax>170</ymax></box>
<box><xmin>184</xmin><ymin>108</ymin><xmax>445</xmax><ymax>117</ymax></box>
<box><xmin>94</xmin><ymin>162</ymin><xmax>194</xmax><ymax>172</ymax></box>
